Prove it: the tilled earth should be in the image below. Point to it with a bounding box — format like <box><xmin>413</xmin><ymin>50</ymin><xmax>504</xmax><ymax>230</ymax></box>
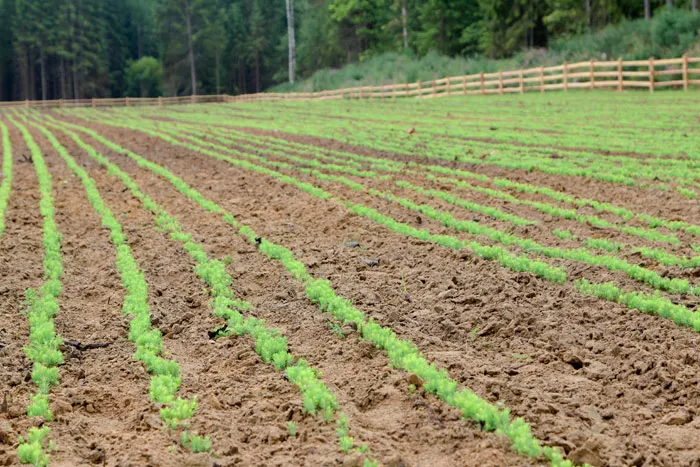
<box><xmin>0</xmin><ymin>114</ymin><xmax>699</xmax><ymax>467</ymax></box>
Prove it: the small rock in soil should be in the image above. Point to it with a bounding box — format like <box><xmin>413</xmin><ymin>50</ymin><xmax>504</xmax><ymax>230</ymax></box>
<box><xmin>407</xmin><ymin>374</ymin><xmax>424</xmax><ymax>388</ymax></box>
<box><xmin>661</xmin><ymin>411</ymin><xmax>692</xmax><ymax>425</ymax></box>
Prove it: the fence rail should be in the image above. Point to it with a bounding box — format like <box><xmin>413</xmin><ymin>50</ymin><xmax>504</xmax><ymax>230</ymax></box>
<box><xmin>0</xmin><ymin>54</ymin><xmax>698</xmax><ymax>109</ymax></box>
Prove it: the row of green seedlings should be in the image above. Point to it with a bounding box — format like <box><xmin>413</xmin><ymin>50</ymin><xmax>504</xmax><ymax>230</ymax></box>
<box><xmin>181</xmin><ymin>99</ymin><xmax>696</xmax><ymax>169</ymax></box>
<box><xmin>183</xmin><ymin>104</ymin><xmax>696</xmax><ymax>193</ymax></box>
<box><xmin>80</xmin><ymin>112</ymin><xmax>567</xmax><ymax>285</ymax></box>
<box><xmin>35</xmin><ymin>119</ymin><xmax>377</xmax><ymax>464</ymax></box>
<box><xmin>83</xmin><ymin>113</ymin><xmax>700</xmax><ymax>334</ymax></box>
<box><xmin>27</xmin><ymin>120</ymin><xmax>210</xmax><ymax>452</ymax></box>
<box><xmin>42</xmin><ymin>115</ymin><xmax>579</xmax><ymax>467</ymax></box>
<box><xmin>350</xmin><ymin>112</ymin><xmax>700</xmax><ymax>192</ymax></box>
<box><xmin>10</xmin><ymin>119</ymin><xmax>62</xmax><ymax>466</ymax></box>
<box><xmin>227</xmin><ymin>98</ymin><xmax>700</xmax><ymax>166</ymax></box>
<box><xmin>277</xmin><ymin>103</ymin><xmax>700</xmax><ymax>192</ymax></box>
<box><xmin>88</xmin><ymin>113</ymin><xmax>698</xmax><ymax>297</ymax></box>
<box><xmin>395</xmin><ymin>178</ymin><xmax>700</xmax><ymax>269</ymax></box>
<box><xmin>246</xmin><ymin>102</ymin><xmax>699</xmax><ymax>177</ymax></box>
<box><xmin>207</xmin><ymin>112</ymin><xmax>700</xmax><ymax>237</ymax></box>
<box><xmin>121</xmin><ymin>107</ymin><xmax>700</xmax><ymax>241</ymax></box>
<box><xmin>421</xmin><ymin>170</ymin><xmax>678</xmax><ymax>244</ymax></box>
<box><xmin>92</xmin><ymin>112</ymin><xmax>587</xmax><ymax>276</ymax></box>
<box><xmin>423</xmin><ymin>173</ymin><xmax>698</xmax><ymax>267</ymax></box>
<box><xmin>174</xmin><ymin>117</ymin><xmax>700</xmax><ymax>269</ymax></box>
<box><xmin>103</xmin><ymin>105</ymin><xmax>700</xmax><ymax>236</ymax></box>
<box><xmin>344</xmin><ymin>123</ymin><xmax>698</xmax><ymax>197</ymax></box>
<box><xmin>187</xmin><ymin>100</ymin><xmax>700</xmax><ymax>198</ymax></box>
<box><xmin>158</xmin><ymin>115</ymin><xmax>700</xmax><ymax>271</ymax></box>
<box><xmin>84</xmin><ymin>110</ymin><xmax>381</xmax><ymax>182</ymax></box>
<box><xmin>108</xmin><ymin>107</ymin><xmax>402</xmax><ymax>175</ymax></box>
<box><xmin>318</xmin><ymin>170</ymin><xmax>699</xmax><ymax>297</ymax></box>
<box><xmin>129</xmin><ymin>112</ymin><xmax>674</xmax><ymax>245</ymax></box>
<box><xmin>0</xmin><ymin>121</ymin><xmax>12</xmax><ymax>237</ymax></box>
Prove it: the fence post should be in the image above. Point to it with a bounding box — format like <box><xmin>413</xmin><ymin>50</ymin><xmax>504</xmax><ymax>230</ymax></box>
<box><xmin>125</xmin><ymin>97</ymin><xmax>130</xmax><ymax>107</ymax></box>
<box><xmin>462</xmin><ymin>75</ymin><xmax>467</xmax><ymax>95</ymax></box>
<box><xmin>498</xmin><ymin>71</ymin><xmax>504</xmax><ymax>94</ymax></box>
<box><xmin>564</xmin><ymin>62</ymin><xmax>569</xmax><ymax>92</ymax></box>
<box><xmin>91</xmin><ymin>98</ymin><xmax>95</xmax><ymax>109</ymax></box>
<box><xmin>519</xmin><ymin>69</ymin><xmax>524</xmax><ymax>94</ymax></box>
<box><xmin>589</xmin><ymin>59</ymin><xmax>595</xmax><ymax>90</ymax></box>
<box><xmin>59</xmin><ymin>99</ymin><xmax>63</xmax><ymax>109</ymax></box>
<box><xmin>480</xmin><ymin>72</ymin><xmax>485</xmax><ymax>95</ymax></box>
<box><xmin>25</xmin><ymin>99</ymin><xmax>29</xmax><ymax>108</ymax></box>
<box><xmin>393</xmin><ymin>82</ymin><xmax>397</xmax><ymax>100</ymax></box>
<box><xmin>158</xmin><ymin>96</ymin><xmax>163</xmax><ymax>107</ymax></box>
<box><xmin>617</xmin><ymin>57</ymin><xmax>623</xmax><ymax>92</ymax></box>
<box><xmin>432</xmin><ymin>79</ymin><xmax>436</xmax><ymax>96</ymax></box>
<box><xmin>405</xmin><ymin>82</ymin><xmax>409</xmax><ymax>97</ymax></box>
<box><xmin>359</xmin><ymin>87</ymin><xmax>363</xmax><ymax>100</ymax></box>
<box><xmin>191</xmin><ymin>94</ymin><xmax>196</xmax><ymax>104</ymax></box>
<box><xmin>447</xmin><ymin>79</ymin><xmax>451</xmax><ymax>96</ymax></box>
<box><xmin>682</xmin><ymin>53</ymin><xmax>689</xmax><ymax>91</ymax></box>
<box><xmin>539</xmin><ymin>66</ymin><xmax>544</xmax><ymax>93</ymax></box>
<box><xmin>417</xmin><ymin>80</ymin><xmax>422</xmax><ymax>97</ymax></box>
<box><xmin>648</xmin><ymin>56</ymin><xmax>655</xmax><ymax>93</ymax></box>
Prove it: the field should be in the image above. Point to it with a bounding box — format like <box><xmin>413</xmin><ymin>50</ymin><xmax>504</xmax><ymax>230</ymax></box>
<box><xmin>0</xmin><ymin>91</ymin><xmax>699</xmax><ymax>467</ymax></box>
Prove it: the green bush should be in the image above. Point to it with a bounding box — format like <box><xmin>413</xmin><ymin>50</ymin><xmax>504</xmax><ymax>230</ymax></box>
<box><xmin>125</xmin><ymin>56</ymin><xmax>163</xmax><ymax>97</ymax></box>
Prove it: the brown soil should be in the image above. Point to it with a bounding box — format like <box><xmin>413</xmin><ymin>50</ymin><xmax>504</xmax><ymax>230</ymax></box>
<box><xmin>231</xmin><ymin>126</ymin><xmax>700</xmax><ymax>228</ymax></box>
<box><xmin>0</xmin><ymin>126</ymin><xmax>44</xmax><ymax>466</ymax></box>
<box><xmin>2</xmin><ymin>113</ymin><xmax>700</xmax><ymax>467</ymax></box>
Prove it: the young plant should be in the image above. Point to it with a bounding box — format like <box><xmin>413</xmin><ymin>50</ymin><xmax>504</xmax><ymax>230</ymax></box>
<box><xmin>180</xmin><ymin>432</ymin><xmax>212</xmax><ymax>453</ymax></box>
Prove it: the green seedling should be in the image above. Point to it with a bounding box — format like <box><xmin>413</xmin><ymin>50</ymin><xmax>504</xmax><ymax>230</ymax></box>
<box><xmin>470</xmin><ymin>326</ymin><xmax>480</xmax><ymax>342</ymax></box>
<box><xmin>181</xmin><ymin>431</ymin><xmax>212</xmax><ymax>453</ymax></box>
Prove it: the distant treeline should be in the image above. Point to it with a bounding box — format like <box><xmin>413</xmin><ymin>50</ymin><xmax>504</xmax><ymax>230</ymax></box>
<box><xmin>0</xmin><ymin>0</ymin><xmax>698</xmax><ymax>101</ymax></box>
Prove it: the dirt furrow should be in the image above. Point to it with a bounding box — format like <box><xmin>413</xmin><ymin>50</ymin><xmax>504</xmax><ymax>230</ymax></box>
<box><xmin>78</xmin><ymin>124</ymin><xmax>700</xmax><ymax>467</ymax></box>
<box><xmin>0</xmin><ymin>122</ymin><xmax>44</xmax><ymax>466</ymax></box>
<box><xmin>75</xmin><ymin>119</ymin><xmax>538</xmax><ymax>466</ymax></box>
<box><xmin>46</xmin><ymin>127</ymin><xmax>345</xmax><ymax>466</ymax></box>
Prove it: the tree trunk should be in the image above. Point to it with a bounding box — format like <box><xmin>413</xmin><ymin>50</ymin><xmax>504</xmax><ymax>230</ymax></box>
<box><xmin>184</xmin><ymin>0</ymin><xmax>197</xmax><ymax>96</ymax></box>
<box><xmin>644</xmin><ymin>0</ymin><xmax>650</xmax><ymax>19</ymax></box>
<box><xmin>236</xmin><ymin>59</ymin><xmax>245</xmax><ymax>94</ymax></box>
<box><xmin>20</xmin><ymin>48</ymin><xmax>30</xmax><ymax>100</ymax></box>
<box><xmin>586</xmin><ymin>0</ymin><xmax>591</xmax><ymax>28</ymax></box>
<box><xmin>285</xmin><ymin>0</ymin><xmax>296</xmax><ymax>84</ymax></box>
<box><xmin>215</xmin><ymin>49</ymin><xmax>221</xmax><ymax>94</ymax></box>
<box><xmin>137</xmin><ymin>24</ymin><xmax>143</xmax><ymax>58</ymax></box>
<box><xmin>401</xmin><ymin>0</ymin><xmax>408</xmax><ymax>49</ymax></box>
<box><xmin>693</xmin><ymin>0</ymin><xmax>698</xmax><ymax>11</ymax></box>
<box><xmin>666</xmin><ymin>0</ymin><xmax>672</xmax><ymax>6</ymax></box>
<box><xmin>529</xmin><ymin>0</ymin><xmax>535</xmax><ymax>46</ymax></box>
<box><xmin>60</xmin><ymin>57</ymin><xmax>67</xmax><ymax>100</ymax></box>
<box><xmin>255</xmin><ymin>52</ymin><xmax>260</xmax><ymax>93</ymax></box>
<box><xmin>29</xmin><ymin>49</ymin><xmax>36</xmax><ymax>100</ymax></box>
<box><xmin>40</xmin><ymin>50</ymin><xmax>47</xmax><ymax>101</ymax></box>
<box><xmin>72</xmin><ymin>59</ymin><xmax>79</xmax><ymax>99</ymax></box>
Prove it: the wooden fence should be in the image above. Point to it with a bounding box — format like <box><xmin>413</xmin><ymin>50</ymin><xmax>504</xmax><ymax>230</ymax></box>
<box><xmin>1</xmin><ymin>54</ymin><xmax>698</xmax><ymax>109</ymax></box>
<box><xmin>0</xmin><ymin>94</ymin><xmax>225</xmax><ymax>110</ymax></box>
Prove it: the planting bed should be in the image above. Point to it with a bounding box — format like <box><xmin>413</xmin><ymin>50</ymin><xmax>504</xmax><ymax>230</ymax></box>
<box><xmin>0</xmin><ymin>91</ymin><xmax>699</xmax><ymax>466</ymax></box>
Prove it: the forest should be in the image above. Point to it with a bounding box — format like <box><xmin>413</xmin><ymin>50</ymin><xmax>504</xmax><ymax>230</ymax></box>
<box><xmin>0</xmin><ymin>0</ymin><xmax>698</xmax><ymax>101</ymax></box>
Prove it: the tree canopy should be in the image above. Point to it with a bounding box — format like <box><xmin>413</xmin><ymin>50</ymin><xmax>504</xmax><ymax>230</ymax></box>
<box><xmin>0</xmin><ymin>0</ymin><xmax>697</xmax><ymax>100</ymax></box>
